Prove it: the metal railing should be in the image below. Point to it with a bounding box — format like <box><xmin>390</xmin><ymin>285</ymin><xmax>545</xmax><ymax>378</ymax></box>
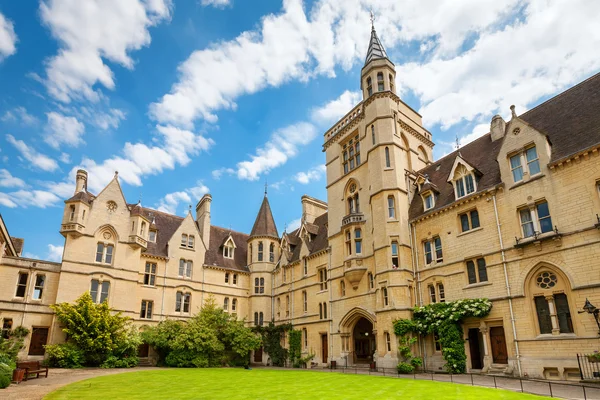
<box><xmin>266</xmin><ymin>364</ymin><xmax>600</xmax><ymax>400</ymax></box>
<box><xmin>578</xmin><ymin>354</ymin><xmax>600</xmax><ymax>381</ymax></box>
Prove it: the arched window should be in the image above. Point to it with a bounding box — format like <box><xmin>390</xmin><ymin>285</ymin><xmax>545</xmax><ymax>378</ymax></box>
<box><xmin>259</xmin><ymin>277</ymin><xmax>265</xmax><ymax>294</ymax></box>
<box><xmin>377</xmin><ymin>72</ymin><xmax>384</xmax><ymax>91</ymax></box>
<box><xmin>453</xmin><ymin>164</ymin><xmax>476</xmax><ymax>199</ymax></box>
<box><xmin>371</xmin><ymin>125</ymin><xmax>376</xmax><ymax>145</ymax></box>
<box><xmin>269</xmin><ymin>242</ymin><xmax>275</xmax><ymax>262</ymax></box>
<box><xmin>530</xmin><ymin>268</ymin><xmax>573</xmax><ymax>334</ymax></box>
<box><xmin>366</xmin><ymin>77</ymin><xmax>373</xmax><ymax>96</ymax></box>
<box><xmin>259</xmin><ymin>312</ymin><xmax>264</xmax><ymax>326</ymax></box>
<box><xmin>342</xmin><ymin>135</ymin><xmax>361</xmax><ymax>174</ymax></box>
<box><xmin>258</xmin><ymin>242</ymin><xmax>264</xmax><ymax>261</ymax></box>
<box><xmin>388</xmin><ymin>195</ymin><xmax>396</xmax><ymax>219</ymax></box>
<box><xmin>232</xmin><ymin>298</ymin><xmax>237</xmax><ymax>312</ymax></box>
<box><xmin>368</xmin><ymin>272</ymin><xmax>374</xmax><ymax>289</ymax></box>
<box><xmin>382</xmin><ymin>287</ymin><xmax>389</xmax><ymax>306</ymax></box>
<box><xmin>340</xmin><ymin>280</ymin><xmax>346</xmax><ymax>297</ymax></box>
<box><xmin>385</xmin><ymin>147</ymin><xmax>391</xmax><ymax>168</ymax></box>
<box><xmin>254</xmin><ymin>312</ymin><xmax>259</xmax><ymax>326</ymax></box>
<box><xmin>225</xmin><ymin>273</ymin><xmax>230</xmax><ymax>284</ymax></box>
<box><xmin>389</xmin><ymin>74</ymin><xmax>394</xmax><ymax>92</ymax></box>
<box><xmin>418</xmin><ymin>146</ymin><xmax>429</xmax><ymax>163</ymax></box>
<box><xmin>401</xmin><ymin>134</ymin><xmax>412</xmax><ymax>171</ymax></box>
<box><xmin>223</xmin><ymin>297</ymin><xmax>229</xmax><ymax>311</ymax></box>
<box><xmin>254</xmin><ymin>277</ymin><xmax>260</xmax><ymax>294</ymax></box>
<box><xmin>140</xmin><ymin>222</ymin><xmax>146</xmax><ymax>236</ymax></box>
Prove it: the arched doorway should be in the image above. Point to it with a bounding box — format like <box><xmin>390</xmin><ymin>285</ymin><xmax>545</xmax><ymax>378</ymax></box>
<box><xmin>353</xmin><ymin>317</ymin><xmax>374</xmax><ymax>364</ymax></box>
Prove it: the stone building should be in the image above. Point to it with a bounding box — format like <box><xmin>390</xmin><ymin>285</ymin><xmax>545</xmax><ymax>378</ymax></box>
<box><xmin>1</xmin><ymin>23</ymin><xmax>600</xmax><ymax>380</ymax></box>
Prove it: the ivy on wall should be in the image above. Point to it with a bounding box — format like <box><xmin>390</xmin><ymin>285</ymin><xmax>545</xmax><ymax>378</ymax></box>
<box><xmin>394</xmin><ymin>298</ymin><xmax>492</xmax><ymax>374</ymax></box>
<box><xmin>288</xmin><ymin>330</ymin><xmax>302</xmax><ymax>368</ymax></box>
<box><xmin>253</xmin><ymin>322</ymin><xmax>292</xmax><ymax>367</ymax></box>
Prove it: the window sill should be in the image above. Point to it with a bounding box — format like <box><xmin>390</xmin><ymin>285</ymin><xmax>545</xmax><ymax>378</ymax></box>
<box><xmin>514</xmin><ymin>231</ymin><xmax>561</xmax><ymax>248</ymax></box>
<box><xmin>463</xmin><ymin>281</ymin><xmax>492</xmax><ymax>290</ymax></box>
<box><xmin>457</xmin><ymin>227</ymin><xmax>483</xmax><ymax>237</ymax></box>
<box><xmin>383</xmin><ymin>167</ymin><xmax>394</xmax><ymax>171</ymax></box>
<box><xmin>509</xmin><ymin>173</ymin><xmax>545</xmax><ymax>190</ymax></box>
<box><xmin>179</xmin><ymin>246</ymin><xmax>195</xmax><ymax>251</ymax></box>
<box><xmin>142</xmin><ymin>285</ymin><xmax>157</xmax><ymax>289</ymax></box>
<box><xmin>317</xmin><ymin>289</ymin><xmax>328</xmax><ymax>295</ymax></box>
<box><xmin>534</xmin><ymin>333</ymin><xmax>576</xmax><ymax>340</ymax></box>
<box><xmin>387</xmin><ymin>218</ymin><xmax>398</xmax><ymax>223</ymax></box>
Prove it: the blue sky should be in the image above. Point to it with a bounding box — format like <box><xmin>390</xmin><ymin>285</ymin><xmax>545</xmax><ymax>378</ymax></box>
<box><xmin>0</xmin><ymin>0</ymin><xmax>599</xmax><ymax>261</ymax></box>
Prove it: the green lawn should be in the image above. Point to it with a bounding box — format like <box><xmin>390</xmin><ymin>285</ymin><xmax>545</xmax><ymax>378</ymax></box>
<box><xmin>45</xmin><ymin>369</ymin><xmax>550</xmax><ymax>400</ymax></box>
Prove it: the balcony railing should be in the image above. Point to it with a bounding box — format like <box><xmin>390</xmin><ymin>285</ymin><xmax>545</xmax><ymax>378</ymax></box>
<box><xmin>514</xmin><ymin>226</ymin><xmax>561</xmax><ymax>248</ymax></box>
<box><xmin>128</xmin><ymin>234</ymin><xmax>148</xmax><ymax>249</ymax></box>
<box><xmin>60</xmin><ymin>222</ymin><xmax>85</xmax><ymax>237</ymax></box>
<box><xmin>342</xmin><ymin>212</ymin><xmax>365</xmax><ymax>227</ymax></box>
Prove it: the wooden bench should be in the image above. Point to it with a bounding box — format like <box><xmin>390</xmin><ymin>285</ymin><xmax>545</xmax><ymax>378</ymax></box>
<box><xmin>17</xmin><ymin>361</ymin><xmax>48</xmax><ymax>381</ymax></box>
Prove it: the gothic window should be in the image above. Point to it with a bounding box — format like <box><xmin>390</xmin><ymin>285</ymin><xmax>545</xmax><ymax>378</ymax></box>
<box><xmin>303</xmin><ymin>258</ymin><xmax>308</xmax><ymax>276</ymax></box>
<box><xmin>258</xmin><ymin>242</ymin><xmax>264</xmax><ymax>261</ymax></box>
<box><xmin>140</xmin><ymin>300</ymin><xmax>153</xmax><ymax>319</ymax></box>
<box><xmin>377</xmin><ymin>72</ymin><xmax>384</xmax><ymax>91</ymax></box>
<box><xmin>354</xmin><ymin>229</ymin><xmax>362</xmax><ymax>254</ymax></box>
<box><xmin>466</xmin><ymin>258</ymin><xmax>488</xmax><ymax>284</ymax></box>
<box><xmin>254</xmin><ymin>312</ymin><xmax>259</xmax><ymax>326</ymax></box>
<box><xmin>460</xmin><ymin>209</ymin><xmax>480</xmax><ymax>232</ymax></box>
<box><xmin>531</xmin><ymin>269</ymin><xmax>574</xmax><ymax>335</ymax></box>
<box><xmin>342</xmin><ymin>136</ymin><xmax>360</xmax><ymax>174</ymax></box>
<box><xmin>95</xmin><ymin>243</ymin><xmax>114</xmax><ymax>264</ymax></box>
<box><xmin>319</xmin><ymin>268</ymin><xmax>327</xmax><ymax>290</ymax></box>
<box><xmin>90</xmin><ymin>279</ymin><xmax>110</xmax><ymax>303</ymax></box>
<box><xmin>260</xmin><ymin>277</ymin><xmax>265</xmax><ymax>293</ymax></box>
<box><xmin>269</xmin><ymin>242</ymin><xmax>275</xmax><ymax>262</ymax></box>
<box><xmin>453</xmin><ymin>164</ymin><xmax>476</xmax><ymax>199</ymax></box>
<box><xmin>367</xmin><ymin>77</ymin><xmax>373</xmax><ymax>96</ymax></box>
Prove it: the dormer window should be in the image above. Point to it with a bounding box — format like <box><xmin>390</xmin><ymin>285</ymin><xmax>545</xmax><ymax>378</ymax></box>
<box><xmin>149</xmin><ymin>230</ymin><xmax>157</xmax><ymax>242</ymax></box>
<box><xmin>453</xmin><ymin>164</ymin><xmax>476</xmax><ymax>199</ymax></box>
<box><xmin>422</xmin><ymin>191</ymin><xmax>434</xmax><ymax>211</ymax></box>
<box><xmin>509</xmin><ymin>145</ymin><xmax>541</xmax><ymax>183</ymax></box>
<box><xmin>224</xmin><ymin>244</ymin><xmax>234</xmax><ymax>259</ymax></box>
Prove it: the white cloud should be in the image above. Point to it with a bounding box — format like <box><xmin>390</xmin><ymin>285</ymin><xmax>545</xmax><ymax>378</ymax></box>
<box><xmin>200</xmin><ymin>0</ymin><xmax>231</xmax><ymax>9</ymax></box>
<box><xmin>236</xmin><ymin>122</ymin><xmax>317</xmax><ymax>181</ymax></box>
<box><xmin>75</xmin><ymin>126</ymin><xmax>214</xmax><ymax>192</ymax></box>
<box><xmin>45</xmin><ymin>112</ymin><xmax>85</xmax><ymax>149</ymax></box>
<box><xmin>59</xmin><ymin>153</ymin><xmax>71</xmax><ymax>163</ymax></box>
<box><xmin>23</xmin><ymin>252</ymin><xmax>40</xmax><ymax>260</ymax></box>
<box><xmin>311</xmin><ymin>91</ymin><xmax>360</xmax><ymax>126</ymax></box>
<box><xmin>6</xmin><ymin>134</ymin><xmax>59</xmax><ymax>172</ymax></box>
<box><xmin>294</xmin><ymin>164</ymin><xmax>326</xmax><ymax>184</ymax></box>
<box><xmin>1</xmin><ymin>107</ymin><xmax>38</xmax><ymax>126</ymax></box>
<box><xmin>47</xmin><ymin>244</ymin><xmax>64</xmax><ymax>262</ymax></box>
<box><xmin>39</xmin><ymin>180</ymin><xmax>75</xmax><ymax>199</ymax></box>
<box><xmin>286</xmin><ymin>218</ymin><xmax>301</xmax><ymax>232</ymax></box>
<box><xmin>0</xmin><ymin>189</ymin><xmax>61</xmax><ymax>208</ymax></box>
<box><xmin>40</xmin><ymin>0</ymin><xmax>172</xmax><ymax>102</ymax></box>
<box><xmin>212</xmin><ymin>167</ymin><xmax>234</xmax><ymax>180</ymax></box>
<box><xmin>0</xmin><ymin>11</ymin><xmax>17</xmax><ymax>61</ymax></box>
<box><xmin>156</xmin><ymin>181</ymin><xmax>210</xmax><ymax>214</ymax></box>
<box><xmin>0</xmin><ymin>169</ymin><xmax>26</xmax><ymax>188</ymax></box>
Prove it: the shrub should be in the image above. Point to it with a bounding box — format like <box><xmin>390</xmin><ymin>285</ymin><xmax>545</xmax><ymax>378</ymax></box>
<box><xmin>101</xmin><ymin>355</ymin><xmax>138</xmax><ymax>369</ymax></box>
<box><xmin>410</xmin><ymin>357</ymin><xmax>423</xmax><ymax>368</ymax></box>
<box><xmin>397</xmin><ymin>362</ymin><xmax>415</xmax><ymax>374</ymax></box>
<box><xmin>0</xmin><ymin>374</ymin><xmax>10</xmax><ymax>389</ymax></box>
<box><xmin>45</xmin><ymin>343</ymin><xmax>85</xmax><ymax>368</ymax></box>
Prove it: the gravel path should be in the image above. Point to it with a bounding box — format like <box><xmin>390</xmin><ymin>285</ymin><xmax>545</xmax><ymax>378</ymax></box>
<box><xmin>2</xmin><ymin>367</ymin><xmax>162</xmax><ymax>400</ymax></box>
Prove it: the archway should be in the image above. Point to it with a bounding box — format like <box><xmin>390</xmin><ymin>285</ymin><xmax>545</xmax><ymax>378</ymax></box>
<box><xmin>353</xmin><ymin>317</ymin><xmax>374</xmax><ymax>364</ymax></box>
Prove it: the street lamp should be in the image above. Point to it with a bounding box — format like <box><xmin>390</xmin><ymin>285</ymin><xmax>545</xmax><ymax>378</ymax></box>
<box><xmin>581</xmin><ymin>298</ymin><xmax>600</xmax><ymax>334</ymax></box>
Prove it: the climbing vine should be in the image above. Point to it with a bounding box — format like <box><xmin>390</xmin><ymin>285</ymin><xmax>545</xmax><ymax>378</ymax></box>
<box><xmin>288</xmin><ymin>330</ymin><xmax>302</xmax><ymax>368</ymax></box>
<box><xmin>394</xmin><ymin>298</ymin><xmax>492</xmax><ymax>374</ymax></box>
<box><xmin>253</xmin><ymin>322</ymin><xmax>292</xmax><ymax>367</ymax></box>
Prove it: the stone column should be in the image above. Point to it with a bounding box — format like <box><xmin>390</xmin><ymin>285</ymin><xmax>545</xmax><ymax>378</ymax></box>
<box><xmin>479</xmin><ymin>321</ymin><xmax>491</xmax><ymax>372</ymax></box>
<box><xmin>546</xmin><ymin>295</ymin><xmax>560</xmax><ymax>335</ymax></box>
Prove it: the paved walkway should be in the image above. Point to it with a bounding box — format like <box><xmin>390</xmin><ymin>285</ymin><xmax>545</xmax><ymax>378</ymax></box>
<box><xmin>2</xmin><ymin>367</ymin><xmax>162</xmax><ymax>400</ymax></box>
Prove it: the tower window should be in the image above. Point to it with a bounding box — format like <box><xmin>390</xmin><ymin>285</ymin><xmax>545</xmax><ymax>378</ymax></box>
<box><xmin>368</xmin><ymin>272</ymin><xmax>374</xmax><ymax>289</ymax></box>
<box><xmin>387</xmin><ymin>195</ymin><xmax>396</xmax><ymax>219</ymax></box>
<box><xmin>342</xmin><ymin>135</ymin><xmax>361</xmax><ymax>174</ymax></box>
<box><xmin>382</xmin><ymin>287</ymin><xmax>389</xmax><ymax>306</ymax></box>
<box><xmin>391</xmin><ymin>241</ymin><xmax>398</xmax><ymax>268</ymax></box>
<box><xmin>389</xmin><ymin>74</ymin><xmax>394</xmax><ymax>92</ymax></box>
<box><xmin>367</xmin><ymin>77</ymin><xmax>373</xmax><ymax>96</ymax></box>
<box><xmin>258</xmin><ymin>242</ymin><xmax>264</xmax><ymax>261</ymax></box>
<box><xmin>303</xmin><ymin>290</ymin><xmax>308</xmax><ymax>312</ymax></box>
<box><xmin>385</xmin><ymin>147</ymin><xmax>391</xmax><ymax>168</ymax></box>
<box><xmin>69</xmin><ymin>205</ymin><xmax>75</xmax><ymax>221</ymax></box>
<box><xmin>371</xmin><ymin>125</ymin><xmax>375</xmax><ymax>145</ymax></box>
<box><xmin>377</xmin><ymin>72</ymin><xmax>384</xmax><ymax>91</ymax></box>
<box><xmin>269</xmin><ymin>242</ymin><xmax>275</xmax><ymax>262</ymax></box>
<box><xmin>354</xmin><ymin>229</ymin><xmax>362</xmax><ymax>254</ymax></box>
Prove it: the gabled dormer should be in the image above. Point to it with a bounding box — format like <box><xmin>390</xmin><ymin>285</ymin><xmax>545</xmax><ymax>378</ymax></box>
<box><xmin>447</xmin><ymin>155</ymin><xmax>480</xmax><ymax>200</ymax></box>
<box><xmin>222</xmin><ymin>234</ymin><xmax>236</xmax><ymax>259</ymax></box>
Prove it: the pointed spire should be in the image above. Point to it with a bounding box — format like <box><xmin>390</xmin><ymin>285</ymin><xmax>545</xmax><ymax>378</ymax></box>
<box><xmin>250</xmin><ymin>195</ymin><xmax>279</xmax><ymax>239</ymax></box>
<box><xmin>364</xmin><ymin>16</ymin><xmax>388</xmax><ymax>66</ymax></box>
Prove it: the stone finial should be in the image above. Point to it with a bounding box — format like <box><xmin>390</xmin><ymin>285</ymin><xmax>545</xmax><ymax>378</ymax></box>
<box><xmin>510</xmin><ymin>105</ymin><xmax>517</xmax><ymax>119</ymax></box>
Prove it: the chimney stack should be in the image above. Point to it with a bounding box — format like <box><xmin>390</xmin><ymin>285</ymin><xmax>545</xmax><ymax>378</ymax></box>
<box><xmin>196</xmin><ymin>194</ymin><xmax>212</xmax><ymax>247</ymax></box>
<box><xmin>490</xmin><ymin>115</ymin><xmax>506</xmax><ymax>142</ymax></box>
<box><xmin>75</xmin><ymin>169</ymin><xmax>88</xmax><ymax>194</ymax></box>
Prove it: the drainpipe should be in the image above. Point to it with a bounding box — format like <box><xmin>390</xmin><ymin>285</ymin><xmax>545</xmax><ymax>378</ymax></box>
<box><xmin>492</xmin><ymin>192</ymin><xmax>523</xmax><ymax>377</ymax></box>
<box><xmin>411</xmin><ymin>222</ymin><xmax>426</xmax><ymax>369</ymax></box>
<box><xmin>328</xmin><ymin>246</ymin><xmax>333</xmax><ymax>364</ymax></box>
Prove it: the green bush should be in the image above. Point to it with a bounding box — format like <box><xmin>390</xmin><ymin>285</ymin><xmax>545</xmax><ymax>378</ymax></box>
<box><xmin>101</xmin><ymin>355</ymin><xmax>138</xmax><ymax>369</ymax></box>
<box><xmin>397</xmin><ymin>362</ymin><xmax>415</xmax><ymax>374</ymax></box>
<box><xmin>0</xmin><ymin>374</ymin><xmax>10</xmax><ymax>389</ymax></box>
<box><xmin>410</xmin><ymin>357</ymin><xmax>423</xmax><ymax>368</ymax></box>
<box><xmin>45</xmin><ymin>343</ymin><xmax>85</xmax><ymax>368</ymax></box>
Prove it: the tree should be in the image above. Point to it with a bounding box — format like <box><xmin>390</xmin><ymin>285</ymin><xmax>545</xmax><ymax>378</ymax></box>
<box><xmin>50</xmin><ymin>292</ymin><xmax>141</xmax><ymax>367</ymax></box>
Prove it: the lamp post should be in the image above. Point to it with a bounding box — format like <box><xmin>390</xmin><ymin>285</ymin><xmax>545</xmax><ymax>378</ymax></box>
<box><xmin>581</xmin><ymin>298</ymin><xmax>600</xmax><ymax>335</ymax></box>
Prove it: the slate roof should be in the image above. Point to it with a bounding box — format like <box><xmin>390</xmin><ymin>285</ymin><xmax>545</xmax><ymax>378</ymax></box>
<box><xmin>408</xmin><ymin>72</ymin><xmax>600</xmax><ymax>221</ymax></box>
<box><xmin>204</xmin><ymin>226</ymin><xmax>249</xmax><ymax>272</ymax></box>
<box><xmin>65</xmin><ymin>191</ymin><xmax>96</xmax><ymax>204</ymax></box>
<box><xmin>364</xmin><ymin>26</ymin><xmax>389</xmax><ymax>65</ymax></box>
<box><xmin>128</xmin><ymin>205</ymin><xmax>184</xmax><ymax>258</ymax></box>
<box><xmin>284</xmin><ymin>212</ymin><xmax>329</xmax><ymax>263</ymax></box>
<box><xmin>11</xmin><ymin>237</ymin><xmax>23</xmax><ymax>256</ymax></box>
<box><xmin>250</xmin><ymin>196</ymin><xmax>279</xmax><ymax>238</ymax></box>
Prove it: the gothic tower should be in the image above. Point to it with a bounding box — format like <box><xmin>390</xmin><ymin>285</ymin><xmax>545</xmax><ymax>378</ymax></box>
<box><xmin>247</xmin><ymin>192</ymin><xmax>279</xmax><ymax>327</ymax></box>
<box><xmin>323</xmin><ymin>21</ymin><xmax>434</xmax><ymax>368</ymax></box>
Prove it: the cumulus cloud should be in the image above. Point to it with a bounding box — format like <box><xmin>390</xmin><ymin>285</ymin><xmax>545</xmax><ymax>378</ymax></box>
<box><xmin>0</xmin><ymin>169</ymin><xmax>26</xmax><ymax>188</ymax></box>
<box><xmin>311</xmin><ymin>91</ymin><xmax>361</xmax><ymax>126</ymax></box>
<box><xmin>0</xmin><ymin>11</ymin><xmax>17</xmax><ymax>61</ymax></box>
<box><xmin>1</xmin><ymin>107</ymin><xmax>38</xmax><ymax>126</ymax></box>
<box><xmin>156</xmin><ymin>181</ymin><xmax>210</xmax><ymax>214</ymax></box>
<box><xmin>40</xmin><ymin>0</ymin><xmax>172</xmax><ymax>102</ymax></box>
<box><xmin>75</xmin><ymin>126</ymin><xmax>214</xmax><ymax>192</ymax></box>
<box><xmin>47</xmin><ymin>244</ymin><xmax>64</xmax><ymax>262</ymax></box>
<box><xmin>236</xmin><ymin>122</ymin><xmax>317</xmax><ymax>181</ymax></box>
<box><xmin>45</xmin><ymin>112</ymin><xmax>85</xmax><ymax>149</ymax></box>
<box><xmin>200</xmin><ymin>0</ymin><xmax>231</xmax><ymax>9</ymax></box>
<box><xmin>6</xmin><ymin>134</ymin><xmax>59</xmax><ymax>172</ymax></box>
<box><xmin>294</xmin><ymin>164</ymin><xmax>326</xmax><ymax>184</ymax></box>
<box><xmin>0</xmin><ymin>189</ymin><xmax>61</xmax><ymax>208</ymax></box>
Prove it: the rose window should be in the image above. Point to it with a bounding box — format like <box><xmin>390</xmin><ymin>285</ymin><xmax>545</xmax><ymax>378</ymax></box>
<box><xmin>536</xmin><ymin>271</ymin><xmax>557</xmax><ymax>289</ymax></box>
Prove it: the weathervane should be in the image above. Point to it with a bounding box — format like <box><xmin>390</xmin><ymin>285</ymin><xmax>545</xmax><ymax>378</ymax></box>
<box><xmin>370</xmin><ymin>9</ymin><xmax>375</xmax><ymax>29</ymax></box>
<box><xmin>264</xmin><ymin>180</ymin><xmax>268</xmax><ymax>196</ymax></box>
<box><xmin>455</xmin><ymin>135</ymin><xmax>460</xmax><ymax>150</ymax></box>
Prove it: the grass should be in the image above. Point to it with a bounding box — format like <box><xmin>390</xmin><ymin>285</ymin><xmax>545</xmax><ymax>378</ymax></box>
<box><xmin>45</xmin><ymin>368</ymin><xmax>550</xmax><ymax>400</ymax></box>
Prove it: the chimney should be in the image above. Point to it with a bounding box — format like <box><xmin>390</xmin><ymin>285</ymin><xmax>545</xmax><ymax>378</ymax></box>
<box><xmin>490</xmin><ymin>115</ymin><xmax>506</xmax><ymax>142</ymax></box>
<box><xmin>196</xmin><ymin>194</ymin><xmax>212</xmax><ymax>247</ymax></box>
<box><xmin>75</xmin><ymin>169</ymin><xmax>88</xmax><ymax>194</ymax></box>
<box><xmin>301</xmin><ymin>195</ymin><xmax>327</xmax><ymax>225</ymax></box>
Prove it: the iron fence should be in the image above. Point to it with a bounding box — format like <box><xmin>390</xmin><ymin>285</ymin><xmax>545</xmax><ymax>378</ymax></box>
<box><xmin>267</xmin><ymin>364</ymin><xmax>600</xmax><ymax>400</ymax></box>
<box><xmin>578</xmin><ymin>354</ymin><xmax>600</xmax><ymax>381</ymax></box>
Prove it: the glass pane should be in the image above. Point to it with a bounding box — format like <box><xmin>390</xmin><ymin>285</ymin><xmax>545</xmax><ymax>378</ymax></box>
<box><xmin>105</xmin><ymin>245</ymin><xmax>113</xmax><ymax>264</ymax></box>
<box><xmin>460</xmin><ymin>214</ymin><xmax>470</xmax><ymax>232</ymax></box>
<box><xmin>554</xmin><ymin>293</ymin><xmax>573</xmax><ymax>333</ymax></box>
<box><xmin>183</xmin><ymin>295</ymin><xmax>190</xmax><ymax>313</ymax></box>
<box><xmin>355</xmin><ymin>241</ymin><xmax>362</xmax><ymax>254</ymax></box>
<box><xmin>528</xmin><ymin>160</ymin><xmax>540</xmax><ymax>175</ymax></box>
<box><xmin>477</xmin><ymin>258</ymin><xmax>488</xmax><ymax>282</ymax></box>
<box><xmin>470</xmin><ymin>210</ymin><xmax>480</xmax><ymax>228</ymax></box>
<box><xmin>90</xmin><ymin>279</ymin><xmax>99</xmax><ymax>303</ymax></box>
<box><xmin>467</xmin><ymin>261</ymin><xmax>477</xmax><ymax>284</ymax></box>
<box><xmin>510</xmin><ymin>154</ymin><xmax>523</xmax><ymax>181</ymax></box>
<box><xmin>537</xmin><ymin>202</ymin><xmax>553</xmax><ymax>233</ymax></box>
<box><xmin>179</xmin><ymin>260</ymin><xmax>185</xmax><ymax>276</ymax></box>
<box><xmin>525</xmin><ymin>146</ymin><xmax>538</xmax><ymax>162</ymax></box>
<box><xmin>534</xmin><ymin>296</ymin><xmax>552</xmax><ymax>334</ymax></box>
<box><xmin>456</xmin><ymin>180</ymin><xmax>465</xmax><ymax>197</ymax></box>
<box><xmin>147</xmin><ymin>301</ymin><xmax>153</xmax><ymax>319</ymax></box>
<box><xmin>434</xmin><ymin>237</ymin><xmax>443</xmax><ymax>260</ymax></box>
<box><xmin>465</xmin><ymin>174</ymin><xmax>475</xmax><ymax>194</ymax></box>
<box><xmin>96</xmin><ymin>243</ymin><xmax>104</xmax><ymax>262</ymax></box>
<box><xmin>176</xmin><ymin>292</ymin><xmax>182</xmax><ymax>312</ymax></box>
<box><xmin>391</xmin><ymin>242</ymin><xmax>398</xmax><ymax>256</ymax></box>
<box><xmin>100</xmin><ymin>282</ymin><xmax>110</xmax><ymax>303</ymax></box>
<box><xmin>355</xmin><ymin>229</ymin><xmax>361</xmax><ymax>239</ymax></box>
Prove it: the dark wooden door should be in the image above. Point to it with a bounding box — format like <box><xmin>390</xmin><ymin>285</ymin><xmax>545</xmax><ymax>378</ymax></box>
<box><xmin>28</xmin><ymin>327</ymin><xmax>49</xmax><ymax>356</ymax></box>
<box><xmin>254</xmin><ymin>347</ymin><xmax>263</xmax><ymax>363</ymax></box>
<box><xmin>468</xmin><ymin>328</ymin><xmax>483</xmax><ymax>369</ymax></box>
<box><xmin>138</xmin><ymin>343</ymin><xmax>149</xmax><ymax>358</ymax></box>
<box><xmin>321</xmin><ymin>334</ymin><xmax>328</xmax><ymax>362</ymax></box>
<box><xmin>490</xmin><ymin>326</ymin><xmax>508</xmax><ymax>364</ymax></box>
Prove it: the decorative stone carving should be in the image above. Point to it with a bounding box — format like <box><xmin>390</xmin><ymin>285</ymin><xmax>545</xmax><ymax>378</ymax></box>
<box><xmin>107</xmin><ymin>201</ymin><xmax>118</xmax><ymax>213</ymax></box>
